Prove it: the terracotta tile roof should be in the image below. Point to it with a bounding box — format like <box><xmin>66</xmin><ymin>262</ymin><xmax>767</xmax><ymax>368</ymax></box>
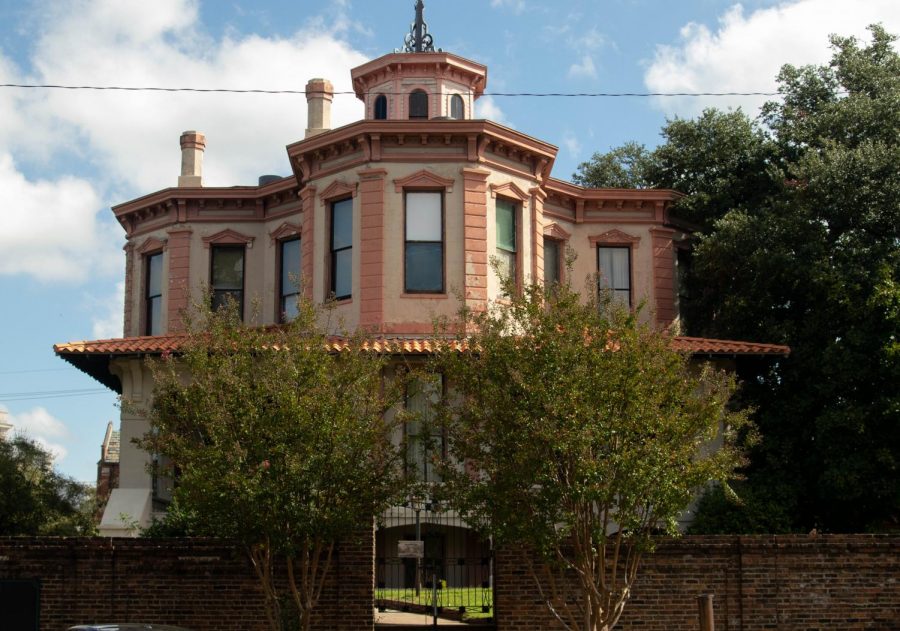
<box><xmin>670</xmin><ymin>336</ymin><xmax>791</xmax><ymax>356</ymax></box>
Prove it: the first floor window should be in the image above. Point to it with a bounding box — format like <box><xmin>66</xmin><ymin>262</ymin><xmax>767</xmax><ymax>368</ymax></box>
<box><xmin>598</xmin><ymin>246</ymin><xmax>631</xmax><ymax>306</ymax></box>
<box><xmin>496</xmin><ymin>199</ymin><xmax>517</xmax><ymax>282</ymax></box>
<box><xmin>279</xmin><ymin>237</ymin><xmax>301</xmax><ymax>321</ymax></box>
<box><xmin>211</xmin><ymin>245</ymin><xmax>245</xmax><ymax>317</ymax></box>
<box><xmin>405</xmin><ymin>377</ymin><xmax>444</xmax><ymax>484</ymax></box>
<box><xmin>544</xmin><ymin>237</ymin><xmax>561</xmax><ymax>287</ymax></box>
<box><xmin>405</xmin><ymin>191</ymin><xmax>444</xmax><ymax>293</ymax></box>
<box><xmin>145</xmin><ymin>252</ymin><xmax>163</xmax><ymax>335</ymax></box>
<box><xmin>331</xmin><ymin>198</ymin><xmax>353</xmax><ymax>300</ymax></box>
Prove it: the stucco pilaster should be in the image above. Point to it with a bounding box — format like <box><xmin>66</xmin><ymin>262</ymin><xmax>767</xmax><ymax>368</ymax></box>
<box><xmin>649</xmin><ymin>227</ymin><xmax>677</xmax><ymax>328</ymax></box>
<box><xmin>165</xmin><ymin>226</ymin><xmax>192</xmax><ymax>333</ymax></box>
<box><xmin>358</xmin><ymin>169</ymin><xmax>387</xmax><ymax>329</ymax></box>
<box><xmin>461</xmin><ymin>167</ymin><xmax>490</xmax><ymax>312</ymax></box>
<box><xmin>300</xmin><ymin>186</ymin><xmax>317</xmax><ymax>299</ymax></box>
<box><xmin>123</xmin><ymin>242</ymin><xmax>136</xmax><ymax>337</ymax></box>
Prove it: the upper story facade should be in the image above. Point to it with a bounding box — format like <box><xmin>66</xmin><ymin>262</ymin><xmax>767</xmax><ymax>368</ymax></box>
<box><xmin>115</xmin><ymin>48</ymin><xmax>687</xmax><ymax>339</ymax></box>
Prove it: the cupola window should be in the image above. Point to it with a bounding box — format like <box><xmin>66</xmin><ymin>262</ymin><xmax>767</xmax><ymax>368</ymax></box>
<box><xmin>374</xmin><ymin>94</ymin><xmax>388</xmax><ymax>120</ymax></box>
<box><xmin>409</xmin><ymin>90</ymin><xmax>428</xmax><ymax>119</ymax></box>
<box><xmin>450</xmin><ymin>94</ymin><xmax>464</xmax><ymax>120</ymax></box>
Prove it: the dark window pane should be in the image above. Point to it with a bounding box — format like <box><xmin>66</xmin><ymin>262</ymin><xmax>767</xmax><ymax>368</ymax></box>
<box><xmin>450</xmin><ymin>94</ymin><xmax>464</xmax><ymax>119</ymax></box>
<box><xmin>212</xmin><ymin>290</ymin><xmax>243</xmax><ymax>312</ymax></box>
<box><xmin>280</xmin><ymin>238</ymin><xmax>301</xmax><ymax>297</ymax></box>
<box><xmin>211</xmin><ymin>247</ymin><xmax>244</xmax><ymax>289</ymax></box>
<box><xmin>374</xmin><ymin>94</ymin><xmax>388</xmax><ymax>120</ymax></box>
<box><xmin>409</xmin><ymin>90</ymin><xmax>428</xmax><ymax>119</ymax></box>
<box><xmin>332</xmin><ymin>198</ymin><xmax>353</xmax><ymax>250</ymax></box>
<box><xmin>406</xmin><ymin>243</ymin><xmax>443</xmax><ymax>292</ymax></box>
<box><xmin>147</xmin><ymin>253</ymin><xmax>163</xmax><ymax>297</ymax></box>
<box><xmin>282</xmin><ymin>295</ymin><xmax>300</xmax><ymax>321</ymax></box>
<box><xmin>333</xmin><ymin>248</ymin><xmax>352</xmax><ymax>299</ymax></box>
<box><xmin>544</xmin><ymin>238</ymin><xmax>560</xmax><ymax>285</ymax></box>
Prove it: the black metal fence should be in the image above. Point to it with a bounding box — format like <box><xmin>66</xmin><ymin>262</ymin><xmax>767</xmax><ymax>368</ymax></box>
<box><xmin>375</xmin><ymin>502</ymin><xmax>494</xmax><ymax>623</ymax></box>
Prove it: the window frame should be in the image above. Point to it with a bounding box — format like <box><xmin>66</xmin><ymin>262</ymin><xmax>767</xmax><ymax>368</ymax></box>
<box><xmin>210</xmin><ymin>244</ymin><xmax>246</xmax><ymax>319</ymax></box>
<box><xmin>144</xmin><ymin>250</ymin><xmax>164</xmax><ymax>336</ymax></box>
<box><xmin>403</xmin><ymin>190</ymin><xmax>446</xmax><ymax>295</ymax></box>
<box><xmin>596</xmin><ymin>245</ymin><xmax>633</xmax><ymax>307</ymax></box>
<box><xmin>329</xmin><ymin>197</ymin><xmax>354</xmax><ymax>301</ymax></box>
<box><xmin>277</xmin><ymin>236</ymin><xmax>302</xmax><ymax>322</ymax></box>
<box><xmin>495</xmin><ymin>197</ymin><xmax>521</xmax><ymax>289</ymax></box>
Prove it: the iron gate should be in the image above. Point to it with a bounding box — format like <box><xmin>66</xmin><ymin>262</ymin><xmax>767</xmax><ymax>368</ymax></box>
<box><xmin>376</xmin><ymin>500</ymin><xmax>494</xmax><ymax>624</ymax></box>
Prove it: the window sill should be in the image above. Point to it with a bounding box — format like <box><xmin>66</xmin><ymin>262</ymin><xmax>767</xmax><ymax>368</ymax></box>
<box><xmin>400</xmin><ymin>293</ymin><xmax>449</xmax><ymax>300</ymax></box>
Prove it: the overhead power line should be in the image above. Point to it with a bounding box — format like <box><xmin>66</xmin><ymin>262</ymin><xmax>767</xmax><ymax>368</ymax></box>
<box><xmin>0</xmin><ymin>387</ymin><xmax>110</xmax><ymax>403</ymax></box>
<box><xmin>0</xmin><ymin>83</ymin><xmax>792</xmax><ymax>97</ymax></box>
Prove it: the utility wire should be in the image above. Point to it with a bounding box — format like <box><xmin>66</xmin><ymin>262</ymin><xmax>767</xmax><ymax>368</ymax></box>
<box><xmin>0</xmin><ymin>387</ymin><xmax>110</xmax><ymax>403</ymax></box>
<box><xmin>0</xmin><ymin>83</ymin><xmax>793</xmax><ymax>97</ymax></box>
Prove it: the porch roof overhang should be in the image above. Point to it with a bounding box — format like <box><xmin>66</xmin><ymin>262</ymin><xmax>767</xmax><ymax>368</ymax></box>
<box><xmin>55</xmin><ymin>334</ymin><xmax>790</xmax><ymax>394</ymax></box>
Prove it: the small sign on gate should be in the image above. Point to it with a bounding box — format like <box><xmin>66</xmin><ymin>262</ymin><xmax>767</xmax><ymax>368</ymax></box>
<box><xmin>397</xmin><ymin>540</ymin><xmax>425</xmax><ymax>558</ymax></box>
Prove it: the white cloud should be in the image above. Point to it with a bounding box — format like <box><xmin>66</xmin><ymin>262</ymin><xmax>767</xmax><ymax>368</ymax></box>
<box><xmin>16</xmin><ymin>0</ymin><xmax>369</xmax><ymax>192</ymax></box>
<box><xmin>91</xmin><ymin>281</ymin><xmax>125</xmax><ymax>340</ymax></box>
<box><xmin>0</xmin><ymin>153</ymin><xmax>121</xmax><ymax>282</ymax></box>
<box><xmin>562</xmin><ymin>132</ymin><xmax>582</xmax><ymax>158</ymax></box>
<box><xmin>490</xmin><ymin>0</ymin><xmax>527</xmax><ymax>14</ymax></box>
<box><xmin>4</xmin><ymin>406</ymin><xmax>71</xmax><ymax>462</ymax></box>
<box><xmin>645</xmin><ymin>0</ymin><xmax>900</xmax><ymax>117</ymax></box>
<box><xmin>475</xmin><ymin>95</ymin><xmax>512</xmax><ymax>127</ymax></box>
<box><xmin>568</xmin><ymin>55</ymin><xmax>597</xmax><ymax>79</ymax></box>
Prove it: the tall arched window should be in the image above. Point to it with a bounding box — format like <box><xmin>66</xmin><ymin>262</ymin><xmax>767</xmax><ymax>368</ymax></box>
<box><xmin>409</xmin><ymin>90</ymin><xmax>428</xmax><ymax>119</ymax></box>
<box><xmin>374</xmin><ymin>94</ymin><xmax>388</xmax><ymax>120</ymax></box>
<box><xmin>450</xmin><ymin>94</ymin><xmax>465</xmax><ymax>120</ymax></box>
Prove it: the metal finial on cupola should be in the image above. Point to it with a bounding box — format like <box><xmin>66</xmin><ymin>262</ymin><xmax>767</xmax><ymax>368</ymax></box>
<box><xmin>402</xmin><ymin>0</ymin><xmax>441</xmax><ymax>53</ymax></box>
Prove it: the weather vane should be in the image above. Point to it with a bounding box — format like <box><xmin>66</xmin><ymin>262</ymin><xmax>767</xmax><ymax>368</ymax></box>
<box><xmin>401</xmin><ymin>0</ymin><xmax>440</xmax><ymax>53</ymax></box>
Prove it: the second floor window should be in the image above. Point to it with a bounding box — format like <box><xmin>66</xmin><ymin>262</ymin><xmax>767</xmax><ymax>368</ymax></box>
<box><xmin>598</xmin><ymin>246</ymin><xmax>631</xmax><ymax>306</ymax></box>
<box><xmin>544</xmin><ymin>237</ymin><xmax>561</xmax><ymax>287</ymax></box>
<box><xmin>496</xmin><ymin>199</ymin><xmax>517</xmax><ymax>282</ymax></box>
<box><xmin>279</xmin><ymin>237</ymin><xmax>301</xmax><ymax>321</ymax></box>
<box><xmin>405</xmin><ymin>191</ymin><xmax>443</xmax><ymax>293</ymax></box>
<box><xmin>330</xmin><ymin>198</ymin><xmax>353</xmax><ymax>300</ymax></box>
<box><xmin>211</xmin><ymin>245</ymin><xmax>244</xmax><ymax>317</ymax></box>
<box><xmin>409</xmin><ymin>90</ymin><xmax>428</xmax><ymax>119</ymax></box>
<box><xmin>145</xmin><ymin>252</ymin><xmax>163</xmax><ymax>336</ymax></box>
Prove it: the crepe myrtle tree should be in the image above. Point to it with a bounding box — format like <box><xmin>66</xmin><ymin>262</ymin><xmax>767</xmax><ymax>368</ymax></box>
<box><xmin>139</xmin><ymin>296</ymin><xmax>407</xmax><ymax>631</ymax></box>
<box><xmin>430</xmin><ymin>273</ymin><xmax>750</xmax><ymax>631</ymax></box>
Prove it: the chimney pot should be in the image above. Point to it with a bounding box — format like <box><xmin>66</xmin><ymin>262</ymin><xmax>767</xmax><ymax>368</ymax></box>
<box><xmin>305</xmin><ymin>78</ymin><xmax>334</xmax><ymax>139</ymax></box>
<box><xmin>179</xmin><ymin>130</ymin><xmax>206</xmax><ymax>187</ymax></box>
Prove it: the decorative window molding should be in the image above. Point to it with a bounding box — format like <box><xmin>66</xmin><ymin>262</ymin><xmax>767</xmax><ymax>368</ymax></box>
<box><xmin>319</xmin><ymin>179</ymin><xmax>358</xmax><ymax>206</ymax></box>
<box><xmin>393</xmin><ymin>169</ymin><xmax>455</xmax><ymax>193</ymax></box>
<box><xmin>588</xmin><ymin>229</ymin><xmax>641</xmax><ymax>246</ymax></box>
<box><xmin>269</xmin><ymin>222</ymin><xmax>301</xmax><ymax>245</ymax></box>
<box><xmin>137</xmin><ymin>236</ymin><xmax>167</xmax><ymax>254</ymax></box>
<box><xmin>543</xmin><ymin>222</ymin><xmax>572</xmax><ymax>241</ymax></box>
<box><xmin>490</xmin><ymin>181</ymin><xmax>530</xmax><ymax>202</ymax></box>
<box><xmin>202</xmin><ymin>228</ymin><xmax>255</xmax><ymax>249</ymax></box>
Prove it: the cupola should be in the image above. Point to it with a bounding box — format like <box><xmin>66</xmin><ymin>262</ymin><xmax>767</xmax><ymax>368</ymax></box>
<box><xmin>350</xmin><ymin>0</ymin><xmax>487</xmax><ymax>122</ymax></box>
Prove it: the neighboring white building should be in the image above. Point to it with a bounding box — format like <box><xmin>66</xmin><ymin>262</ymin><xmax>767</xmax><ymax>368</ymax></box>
<box><xmin>0</xmin><ymin>410</ymin><xmax>12</xmax><ymax>440</ymax></box>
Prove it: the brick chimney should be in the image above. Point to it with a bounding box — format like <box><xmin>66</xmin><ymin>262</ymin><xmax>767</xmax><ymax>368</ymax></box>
<box><xmin>305</xmin><ymin>78</ymin><xmax>334</xmax><ymax>138</ymax></box>
<box><xmin>178</xmin><ymin>130</ymin><xmax>206</xmax><ymax>187</ymax></box>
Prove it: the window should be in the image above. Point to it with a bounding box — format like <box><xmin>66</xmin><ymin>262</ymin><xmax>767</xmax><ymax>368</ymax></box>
<box><xmin>405</xmin><ymin>191</ymin><xmax>444</xmax><ymax>293</ymax></box>
<box><xmin>211</xmin><ymin>246</ymin><xmax>245</xmax><ymax>316</ymax></box>
<box><xmin>374</xmin><ymin>94</ymin><xmax>388</xmax><ymax>120</ymax></box>
<box><xmin>543</xmin><ymin>237</ymin><xmax>561</xmax><ymax>287</ymax></box>
<box><xmin>495</xmin><ymin>199</ymin><xmax>517</xmax><ymax>282</ymax></box>
<box><xmin>405</xmin><ymin>377</ymin><xmax>443</xmax><ymax>483</ymax></box>
<box><xmin>597</xmin><ymin>246</ymin><xmax>631</xmax><ymax>306</ymax></box>
<box><xmin>450</xmin><ymin>94</ymin><xmax>464</xmax><ymax>120</ymax></box>
<box><xmin>145</xmin><ymin>252</ymin><xmax>163</xmax><ymax>335</ymax></box>
<box><xmin>330</xmin><ymin>198</ymin><xmax>353</xmax><ymax>300</ymax></box>
<box><xmin>409</xmin><ymin>90</ymin><xmax>428</xmax><ymax>119</ymax></box>
<box><xmin>279</xmin><ymin>237</ymin><xmax>301</xmax><ymax>321</ymax></box>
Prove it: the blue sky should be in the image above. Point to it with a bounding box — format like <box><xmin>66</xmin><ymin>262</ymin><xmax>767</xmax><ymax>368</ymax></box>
<box><xmin>1</xmin><ymin>0</ymin><xmax>898</xmax><ymax>483</ymax></box>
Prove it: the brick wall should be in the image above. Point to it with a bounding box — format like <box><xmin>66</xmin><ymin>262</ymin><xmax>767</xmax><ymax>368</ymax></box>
<box><xmin>495</xmin><ymin>535</ymin><xmax>900</xmax><ymax>631</ymax></box>
<box><xmin>0</xmin><ymin>532</ymin><xmax>374</xmax><ymax>631</ymax></box>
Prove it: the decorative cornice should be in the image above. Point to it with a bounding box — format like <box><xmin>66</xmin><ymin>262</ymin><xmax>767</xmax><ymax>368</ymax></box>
<box><xmin>319</xmin><ymin>179</ymin><xmax>358</xmax><ymax>205</ymax></box>
<box><xmin>589</xmin><ymin>229</ymin><xmax>641</xmax><ymax>245</ymax></box>
<box><xmin>393</xmin><ymin>169</ymin><xmax>455</xmax><ymax>193</ymax></box>
<box><xmin>490</xmin><ymin>181</ymin><xmax>530</xmax><ymax>202</ymax></box>
<box><xmin>543</xmin><ymin>222</ymin><xmax>572</xmax><ymax>241</ymax></box>
<box><xmin>201</xmin><ymin>228</ymin><xmax>256</xmax><ymax>249</ymax></box>
<box><xmin>137</xmin><ymin>236</ymin><xmax>167</xmax><ymax>254</ymax></box>
<box><xmin>269</xmin><ymin>222</ymin><xmax>301</xmax><ymax>244</ymax></box>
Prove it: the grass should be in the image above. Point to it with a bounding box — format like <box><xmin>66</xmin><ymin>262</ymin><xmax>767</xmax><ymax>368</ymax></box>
<box><xmin>376</xmin><ymin>586</ymin><xmax>493</xmax><ymax>620</ymax></box>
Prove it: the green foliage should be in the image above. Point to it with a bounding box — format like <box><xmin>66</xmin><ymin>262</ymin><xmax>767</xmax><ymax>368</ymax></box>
<box><xmin>577</xmin><ymin>25</ymin><xmax>900</xmax><ymax>533</ymax></box>
<box><xmin>432</xmin><ymin>275</ymin><xmax>748</xmax><ymax>631</ymax></box>
<box><xmin>573</xmin><ymin>141</ymin><xmax>654</xmax><ymax>189</ymax></box>
<box><xmin>0</xmin><ymin>434</ymin><xmax>97</xmax><ymax>536</ymax></box>
<box><xmin>139</xmin><ymin>296</ymin><xmax>406</xmax><ymax>631</ymax></box>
